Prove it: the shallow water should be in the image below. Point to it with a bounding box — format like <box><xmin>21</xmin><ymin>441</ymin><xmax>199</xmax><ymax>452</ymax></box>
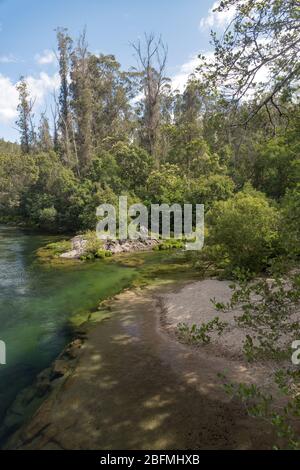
<box><xmin>0</xmin><ymin>225</ymin><xmax>137</xmax><ymax>424</ymax></box>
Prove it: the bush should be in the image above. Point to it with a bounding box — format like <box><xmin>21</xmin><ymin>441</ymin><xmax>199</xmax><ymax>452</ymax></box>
<box><xmin>155</xmin><ymin>239</ymin><xmax>185</xmax><ymax>250</ymax></box>
<box><xmin>280</xmin><ymin>185</ymin><xmax>300</xmax><ymax>257</ymax></box>
<box><xmin>207</xmin><ymin>185</ymin><xmax>279</xmax><ymax>272</ymax></box>
<box><xmin>189</xmin><ymin>174</ymin><xmax>235</xmax><ymax>209</ymax></box>
<box><xmin>83</xmin><ymin>230</ymin><xmax>105</xmax><ymax>255</ymax></box>
<box><xmin>95</xmin><ymin>249</ymin><xmax>112</xmax><ymax>259</ymax></box>
<box><xmin>37</xmin><ymin>206</ymin><xmax>57</xmax><ymax>229</ymax></box>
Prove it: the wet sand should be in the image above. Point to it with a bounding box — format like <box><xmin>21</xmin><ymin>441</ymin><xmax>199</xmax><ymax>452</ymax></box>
<box><xmin>6</xmin><ymin>282</ymin><xmax>275</xmax><ymax>450</ymax></box>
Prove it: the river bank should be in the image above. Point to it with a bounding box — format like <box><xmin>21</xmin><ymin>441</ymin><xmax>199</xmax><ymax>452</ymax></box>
<box><xmin>0</xmin><ymin>224</ymin><xmax>206</xmax><ymax>446</ymax></box>
<box><xmin>5</xmin><ymin>280</ymin><xmax>277</xmax><ymax>450</ymax></box>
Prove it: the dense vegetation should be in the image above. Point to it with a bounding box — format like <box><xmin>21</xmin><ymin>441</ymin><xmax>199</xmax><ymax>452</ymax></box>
<box><xmin>0</xmin><ymin>0</ymin><xmax>299</xmax><ymax>275</ymax></box>
<box><xmin>0</xmin><ymin>0</ymin><xmax>300</xmax><ymax>450</ymax></box>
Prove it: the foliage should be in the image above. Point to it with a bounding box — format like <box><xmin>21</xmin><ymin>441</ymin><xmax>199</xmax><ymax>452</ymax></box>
<box><xmin>207</xmin><ymin>185</ymin><xmax>280</xmax><ymax>272</ymax></box>
<box><xmin>199</xmin><ymin>0</ymin><xmax>300</xmax><ymax>123</ymax></box>
<box><xmin>218</xmin><ymin>369</ymin><xmax>300</xmax><ymax>450</ymax></box>
<box><xmin>280</xmin><ymin>185</ymin><xmax>300</xmax><ymax>257</ymax></box>
<box><xmin>146</xmin><ymin>163</ymin><xmax>187</xmax><ymax>205</ymax></box>
<box><xmin>112</xmin><ymin>142</ymin><xmax>154</xmax><ymax>195</ymax></box>
<box><xmin>214</xmin><ymin>274</ymin><xmax>300</xmax><ymax>361</ymax></box>
<box><xmin>0</xmin><ymin>17</ymin><xmax>299</xmax><ymax>275</ymax></box>
<box><xmin>154</xmin><ymin>239</ymin><xmax>185</xmax><ymax>251</ymax></box>
<box><xmin>177</xmin><ymin>318</ymin><xmax>228</xmax><ymax>345</ymax></box>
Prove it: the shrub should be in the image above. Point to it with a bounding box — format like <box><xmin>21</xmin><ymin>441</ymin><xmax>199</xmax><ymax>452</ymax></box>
<box><xmin>95</xmin><ymin>249</ymin><xmax>112</xmax><ymax>259</ymax></box>
<box><xmin>280</xmin><ymin>185</ymin><xmax>300</xmax><ymax>257</ymax></box>
<box><xmin>177</xmin><ymin>318</ymin><xmax>228</xmax><ymax>344</ymax></box>
<box><xmin>155</xmin><ymin>239</ymin><xmax>185</xmax><ymax>250</ymax></box>
<box><xmin>207</xmin><ymin>185</ymin><xmax>279</xmax><ymax>272</ymax></box>
<box><xmin>83</xmin><ymin>230</ymin><xmax>104</xmax><ymax>255</ymax></box>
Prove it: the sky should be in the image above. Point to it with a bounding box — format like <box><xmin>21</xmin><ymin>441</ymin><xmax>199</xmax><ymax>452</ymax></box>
<box><xmin>0</xmin><ymin>0</ymin><xmax>234</xmax><ymax>142</ymax></box>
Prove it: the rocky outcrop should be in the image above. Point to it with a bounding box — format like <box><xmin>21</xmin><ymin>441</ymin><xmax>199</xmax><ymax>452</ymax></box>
<box><xmin>60</xmin><ymin>234</ymin><xmax>160</xmax><ymax>259</ymax></box>
<box><xmin>60</xmin><ymin>236</ymin><xmax>88</xmax><ymax>259</ymax></box>
<box><xmin>103</xmin><ymin>237</ymin><xmax>159</xmax><ymax>254</ymax></box>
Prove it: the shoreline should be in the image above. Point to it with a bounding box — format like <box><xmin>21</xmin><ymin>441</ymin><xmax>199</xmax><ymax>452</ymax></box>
<box><xmin>4</xmin><ymin>279</ymin><xmax>278</xmax><ymax>450</ymax></box>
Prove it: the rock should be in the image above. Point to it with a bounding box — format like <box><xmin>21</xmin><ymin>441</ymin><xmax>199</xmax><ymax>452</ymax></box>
<box><xmin>50</xmin><ymin>360</ymin><xmax>70</xmax><ymax>381</ymax></box>
<box><xmin>71</xmin><ymin>235</ymin><xmax>88</xmax><ymax>252</ymax></box>
<box><xmin>60</xmin><ymin>233</ymin><xmax>160</xmax><ymax>259</ymax></box>
<box><xmin>59</xmin><ymin>235</ymin><xmax>88</xmax><ymax>259</ymax></box>
<box><xmin>60</xmin><ymin>249</ymin><xmax>80</xmax><ymax>259</ymax></box>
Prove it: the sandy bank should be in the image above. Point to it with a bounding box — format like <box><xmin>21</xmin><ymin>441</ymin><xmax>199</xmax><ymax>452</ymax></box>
<box><xmin>160</xmin><ymin>279</ymin><xmax>255</xmax><ymax>359</ymax></box>
<box><xmin>5</xmin><ymin>281</ymin><xmax>277</xmax><ymax>450</ymax></box>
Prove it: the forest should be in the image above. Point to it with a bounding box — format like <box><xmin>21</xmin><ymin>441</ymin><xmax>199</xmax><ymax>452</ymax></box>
<box><xmin>0</xmin><ymin>0</ymin><xmax>299</xmax><ymax>275</ymax></box>
<box><xmin>0</xmin><ymin>1</ymin><xmax>299</xmax><ymax>275</ymax></box>
<box><xmin>0</xmin><ymin>0</ymin><xmax>300</xmax><ymax>451</ymax></box>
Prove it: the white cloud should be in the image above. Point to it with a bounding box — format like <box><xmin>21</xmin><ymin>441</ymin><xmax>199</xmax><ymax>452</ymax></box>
<box><xmin>26</xmin><ymin>72</ymin><xmax>60</xmax><ymax>105</ymax></box>
<box><xmin>35</xmin><ymin>49</ymin><xmax>56</xmax><ymax>65</ymax></box>
<box><xmin>0</xmin><ymin>54</ymin><xmax>18</xmax><ymax>63</ymax></box>
<box><xmin>171</xmin><ymin>52</ymin><xmax>214</xmax><ymax>92</ymax></box>
<box><xmin>0</xmin><ymin>72</ymin><xmax>60</xmax><ymax>125</ymax></box>
<box><xmin>199</xmin><ymin>1</ymin><xmax>236</xmax><ymax>30</ymax></box>
<box><xmin>0</xmin><ymin>74</ymin><xmax>19</xmax><ymax>122</ymax></box>
<box><xmin>171</xmin><ymin>56</ymin><xmax>200</xmax><ymax>92</ymax></box>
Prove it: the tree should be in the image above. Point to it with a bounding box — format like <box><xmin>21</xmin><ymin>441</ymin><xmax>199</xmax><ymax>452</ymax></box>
<box><xmin>146</xmin><ymin>163</ymin><xmax>187</xmax><ymax>205</ymax></box>
<box><xmin>16</xmin><ymin>77</ymin><xmax>35</xmax><ymax>154</ymax></box>
<box><xmin>280</xmin><ymin>185</ymin><xmax>300</xmax><ymax>256</ymax></box>
<box><xmin>88</xmin><ymin>53</ymin><xmax>135</xmax><ymax>149</ymax></box>
<box><xmin>112</xmin><ymin>142</ymin><xmax>154</xmax><ymax>194</ymax></box>
<box><xmin>199</xmin><ymin>0</ymin><xmax>300</xmax><ymax>124</ymax></box>
<box><xmin>70</xmin><ymin>29</ymin><xmax>93</xmax><ymax>174</ymax></box>
<box><xmin>132</xmin><ymin>34</ymin><xmax>169</xmax><ymax>165</ymax></box>
<box><xmin>38</xmin><ymin>113</ymin><xmax>53</xmax><ymax>152</ymax></box>
<box><xmin>56</xmin><ymin>27</ymin><xmax>73</xmax><ymax>166</ymax></box>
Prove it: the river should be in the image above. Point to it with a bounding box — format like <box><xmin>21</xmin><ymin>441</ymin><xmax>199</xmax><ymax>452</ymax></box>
<box><xmin>0</xmin><ymin>225</ymin><xmax>138</xmax><ymax>430</ymax></box>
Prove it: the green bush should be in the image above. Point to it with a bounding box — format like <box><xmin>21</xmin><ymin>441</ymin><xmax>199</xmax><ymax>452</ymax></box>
<box><xmin>280</xmin><ymin>185</ymin><xmax>300</xmax><ymax>257</ymax></box>
<box><xmin>155</xmin><ymin>239</ymin><xmax>185</xmax><ymax>251</ymax></box>
<box><xmin>207</xmin><ymin>185</ymin><xmax>280</xmax><ymax>272</ymax></box>
<box><xmin>95</xmin><ymin>249</ymin><xmax>112</xmax><ymax>259</ymax></box>
<box><xmin>84</xmin><ymin>230</ymin><xmax>104</xmax><ymax>254</ymax></box>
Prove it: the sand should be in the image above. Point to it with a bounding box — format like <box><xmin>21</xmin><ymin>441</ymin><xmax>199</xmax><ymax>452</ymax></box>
<box><xmin>5</xmin><ymin>281</ymin><xmax>279</xmax><ymax>450</ymax></box>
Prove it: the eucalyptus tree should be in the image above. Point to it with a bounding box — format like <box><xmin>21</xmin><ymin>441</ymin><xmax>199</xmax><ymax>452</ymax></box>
<box><xmin>132</xmin><ymin>34</ymin><xmax>169</xmax><ymax>165</ymax></box>
<box><xmin>16</xmin><ymin>77</ymin><xmax>36</xmax><ymax>154</ymax></box>
<box><xmin>38</xmin><ymin>113</ymin><xmax>53</xmax><ymax>152</ymax></box>
<box><xmin>87</xmin><ymin>53</ymin><xmax>134</xmax><ymax>149</ymax></box>
<box><xmin>199</xmin><ymin>0</ymin><xmax>300</xmax><ymax>124</ymax></box>
<box><xmin>56</xmin><ymin>27</ymin><xmax>73</xmax><ymax>166</ymax></box>
<box><xmin>70</xmin><ymin>29</ymin><xmax>93</xmax><ymax>174</ymax></box>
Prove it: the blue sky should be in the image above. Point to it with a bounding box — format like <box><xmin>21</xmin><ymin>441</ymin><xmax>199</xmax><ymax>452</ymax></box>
<box><xmin>0</xmin><ymin>0</ymin><xmax>232</xmax><ymax>142</ymax></box>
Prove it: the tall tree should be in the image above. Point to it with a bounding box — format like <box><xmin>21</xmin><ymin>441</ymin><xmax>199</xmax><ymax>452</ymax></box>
<box><xmin>132</xmin><ymin>34</ymin><xmax>169</xmax><ymax>165</ymax></box>
<box><xmin>16</xmin><ymin>77</ymin><xmax>35</xmax><ymax>154</ymax></box>
<box><xmin>70</xmin><ymin>30</ymin><xmax>93</xmax><ymax>174</ymax></box>
<box><xmin>56</xmin><ymin>27</ymin><xmax>73</xmax><ymax>165</ymax></box>
<box><xmin>88</xmin><ymin>53</ymin><xmax>134</xmax><ymax>149</ymax></box>
<box><xmin>38</xmin><ymin>113</ymin><xmax>53</xmax><ymax>152</ymax></box>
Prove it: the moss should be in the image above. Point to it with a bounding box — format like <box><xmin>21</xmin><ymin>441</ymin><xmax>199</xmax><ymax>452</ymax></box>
<box><xmin>112</xmin><ymin>254</ymin><xmax>146</xmax><ymax>267</ymax></box>
<box><xmin>70</xmin><ymin>309</ymin><xmax>112</xmax><ymax>328</ymax></box>
<box><xmin>36</xmin><ymin>239</ymin><xmax>72</xmax><ymax>261</ymax></box>
<box><xmin>154</xmin><ymin>239</ymin><xmax>185</xmax><ymax>251</ymax></box>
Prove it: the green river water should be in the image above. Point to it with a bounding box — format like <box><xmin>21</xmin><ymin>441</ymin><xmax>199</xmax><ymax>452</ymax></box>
<box><xmin>0</xmin><ymin>225</ymin><xmax>139</xmax><ymax>428</ymax></box>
